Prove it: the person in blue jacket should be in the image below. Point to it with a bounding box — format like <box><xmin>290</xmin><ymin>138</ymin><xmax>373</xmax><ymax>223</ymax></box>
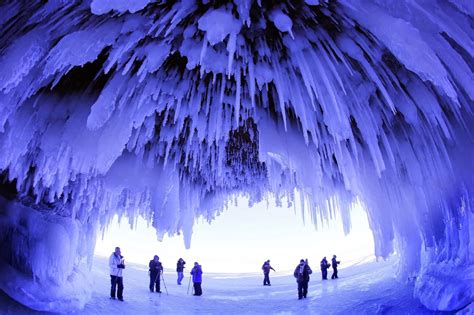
<box><xmin>190</xmin><ymin>262</ymin><xmax>203</xmax><ymax>296</ymax></box>
<box><xmin>320</xmin><ymin>256</ymin><xmax>330</xmax><ymax>280</ymax></box>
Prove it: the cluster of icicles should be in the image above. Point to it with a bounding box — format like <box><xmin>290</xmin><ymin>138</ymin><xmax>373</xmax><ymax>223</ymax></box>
<box><xmin>0</xmin><ymin>0</ymin><xmax>473</xmax><ymax>294</ymax></box>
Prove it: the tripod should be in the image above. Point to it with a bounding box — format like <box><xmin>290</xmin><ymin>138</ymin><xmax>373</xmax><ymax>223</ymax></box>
<box><xmin>187</xmin><ymin>276</ymin><xmax>193</xmax><ymax>295</ymax></box>
<box><xmin>161</xmin><ymin>273</ymin><xmax>168</xmax><ymax>295</ymax></box>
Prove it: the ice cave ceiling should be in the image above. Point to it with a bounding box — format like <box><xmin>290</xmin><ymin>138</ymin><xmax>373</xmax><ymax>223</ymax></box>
<box><xmin>0</xmin><ymin>0</ymin><xmax>473</xmax><ymax>312</ymax></box>
<box><xmin>0</xmin><ymin>0</ymin><xmax>473</xmax><ymax>277</ymax></box>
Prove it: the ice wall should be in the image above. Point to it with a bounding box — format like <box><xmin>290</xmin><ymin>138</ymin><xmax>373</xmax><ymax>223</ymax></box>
<box><xmin>0</xmin><ymin>0</ymin><xmax>473</xmax><ymax>311</ymax></box>
<box><xmin>0</xmin><ymin>196</ymin><xmax>96</xmax><ymax>311</ymax></box>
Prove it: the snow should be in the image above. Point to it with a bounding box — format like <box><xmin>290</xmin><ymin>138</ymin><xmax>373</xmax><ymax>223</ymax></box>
<box><xmin>0</xmin><ymin>256</ymin><xmax>440</xmax><ymax>314</ymax></box>
<box><xmin>198</xmin><ymin>8</ymin><xmax>241</xmax><ymax>46</ymax></box>
<box><xmin>90</xmin><ymin>0</ymin><xmax>155</xmax><ymax>15</ymax></box>
<box><xmin>0</xmin><ymin>0</ymin><xmax>473</xmax><ymax>312</ymax></box>
<box><xmin>43</xmin><ymin>22</ymin><xmax>121</xmax><ymax>86</ymax></box>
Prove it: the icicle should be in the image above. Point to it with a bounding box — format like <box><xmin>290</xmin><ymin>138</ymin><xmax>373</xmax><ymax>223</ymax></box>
<box><xmin>0</xmin><ymin>3</ymin><xmax>473</xmax><ymax>312</ymax></box>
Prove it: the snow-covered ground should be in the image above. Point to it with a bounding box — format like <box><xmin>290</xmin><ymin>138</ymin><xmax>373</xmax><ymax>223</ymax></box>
<box><xmin>1</xmin><ymin>256</ymin><xmax>446</xmax><ymax>314</ymax></box>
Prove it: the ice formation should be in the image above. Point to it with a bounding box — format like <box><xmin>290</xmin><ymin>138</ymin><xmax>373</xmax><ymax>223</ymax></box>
<box><xmin>0</xmin><ymin>0</ymin><xmax>473</xmax><ymax>312</ymax></box>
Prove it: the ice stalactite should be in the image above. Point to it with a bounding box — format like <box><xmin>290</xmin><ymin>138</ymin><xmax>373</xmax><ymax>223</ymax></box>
<box><xmin>0</xmin><ymin>0</ymin><xmax>473</xmax><ymax>311</ymax></box>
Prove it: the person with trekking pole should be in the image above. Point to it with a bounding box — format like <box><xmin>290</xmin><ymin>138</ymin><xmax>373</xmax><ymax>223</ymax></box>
<box><xmin>190</xmin><ymin>262</ymin><xmax>203</xmax><ymax>296</ymax></box>
<box><xmin>149</xmin><ymin>255</ymin><xmax>163</xmax><ymax>293</ymax></box>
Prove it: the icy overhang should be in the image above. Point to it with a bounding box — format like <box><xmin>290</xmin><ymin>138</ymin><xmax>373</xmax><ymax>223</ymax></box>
<box><xmin>0</xmin><ymin>0</ymin><xmax>473</xmax><ymax>289</ymax></box>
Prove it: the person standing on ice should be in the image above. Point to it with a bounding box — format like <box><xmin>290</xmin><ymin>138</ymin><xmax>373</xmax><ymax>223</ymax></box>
<box><xmin>331</xmin><ymin>255</ymin><xmax>340</xmax><ymax>279</ymax></box>
<box><xmin>176</xmin><ymin>258</ymin><xmax>186</xmax><ymax>285</ymax></box>
<box><xmin>262</xmin><ymin>260</ymin><xmax>275</xmax><ymax>286</ymax></box>
<box><xmin>109</xmin><ymin>247</ymin><xmax>125</xmax><ymax>301</ymax></box>
<box><xmin>294</xmin><ymin>259</ymin><xmax>312</xmax><ymax>299</ymax></box>
<box><xmin>320</xmin><ymin>257</ymin><xmax>331</xmax><ymax>280</ymax></box>
<box><xmin>190</xmin><ymin>262</ymin><xmax>203</xmax><ymax>296</ymax></box>
<box><xmin>149</xmin><ymin>255</ymin><xmax>164</xmax><ymax>293</ymax></box>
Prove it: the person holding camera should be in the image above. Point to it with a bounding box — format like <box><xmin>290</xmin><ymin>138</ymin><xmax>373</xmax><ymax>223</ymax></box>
<box><xmin>190</xmin><ymin>262</ymin><xmax>203</xmax><ymax>296</ymax></box>
<box><xmin>109</xmin><ymin>247</ymin><xmax>125</xmax><ymax>301</ymax></box>
<box><xmin>293</xmin><ymin>259</ymin><xmax>312</xmax><ymax>300</ymax></box>
<box><xmin>176</xmin><ymin>258</ymin><xmax>186</xmax><ymax>285</ymax></box>
<box><xmin>331</xmin><ymin>255</ymin><xmax>341</xmax><ymax>279</ymax></box>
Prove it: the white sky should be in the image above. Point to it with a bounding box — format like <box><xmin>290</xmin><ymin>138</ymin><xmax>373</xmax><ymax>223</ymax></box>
<box><xmin>95</xmin><ymin>197</ymin><xmax>375</xmax><ymax>273</ymax></box>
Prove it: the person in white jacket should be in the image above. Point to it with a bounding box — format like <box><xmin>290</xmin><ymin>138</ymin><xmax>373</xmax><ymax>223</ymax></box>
<box><xmin>109</xmin><ymin>247</ymin><xmax>125</xmax><ymax>301</ymax></box>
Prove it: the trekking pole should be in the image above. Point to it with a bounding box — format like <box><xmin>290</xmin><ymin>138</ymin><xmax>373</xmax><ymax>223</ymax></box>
<box><xmin>187</xmin><ymin>276</ymin><xmax>191</xmax><ymax>295</ymax></box>
<box><xmin>161</xmin><ymin>273</ymin><xmax>169</xmax><ymax>295</ymax></box>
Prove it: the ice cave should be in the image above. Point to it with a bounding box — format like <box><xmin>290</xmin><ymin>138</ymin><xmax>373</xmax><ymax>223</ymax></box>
<box><xmin>0</xmin><ymin>0</ymin><xmax>473</xmax><ymax>313</ymax></box>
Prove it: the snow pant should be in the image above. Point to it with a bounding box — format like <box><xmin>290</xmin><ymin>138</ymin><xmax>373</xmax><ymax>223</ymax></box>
<box><xmin>110</xmin><ymin>275</ymin><xmax>124</xmax><ymax>299</ymax></box>
<box><xmin>322</xmin><ymin>269</ymin><xmax>328</xmax><ymax>280</ymax></box>
<box><xmin>193</xmin><ymin>282</ymin><xmax>202</xmax><ymax>296</ymax></box>
<box><xmin>177</xmin><ymin>272</ymin><xmax>184</xmax><ymax>285</ymax></box>
<box><xmin>331</xmin><ymin>268</ymin><xmax>338</xmax><ymax>279</ymax></box>
<box><xmin>263</xmin><ymin>272</ymin><xmax>270</xmax><ymax>285</ymax></box>
<box><xmin>297</xmin><ymin>280</ymin><xmax>309</xmax><ymax>299</ymax></box>
<box><xmin>149</xmin><ymin>272</ymin><xmax>161</xmax><ymax>292</ymax></box>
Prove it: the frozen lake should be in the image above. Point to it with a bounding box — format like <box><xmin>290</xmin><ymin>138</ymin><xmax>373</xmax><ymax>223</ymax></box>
<box><xmin>1</xmin><ymin>256</ymin><xmax>445</xmax><ymax>314</ymax></box>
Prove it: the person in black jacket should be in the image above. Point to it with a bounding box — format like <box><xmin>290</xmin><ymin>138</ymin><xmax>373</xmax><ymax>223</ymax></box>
<box><xmin>331</xmin><ymin>255</ymin><xmax>340</xmax><ymax>279</ymax></box>
<box><xmin>176</xmin><ymin>258</ymin><xmax>186</xmax><ymax>285</ymax></box>
<box><xmin>293</xmin><ymin>259</ymin><xmax>312</xmax><ymax>299</ymax></box>
<box><xmin>261</xmin><ymin>260</ymin><xmax>275</xmax><ymax>286</ymax></box>
<box><xmin>320</xmin><ymin>257</ymin><xmax>330</xmax><ymax>280</ymax></box>
<box><xmin>149</xmin><ymin>255</ymin><xmax>163</xmax><ymax>293</ymax></box>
